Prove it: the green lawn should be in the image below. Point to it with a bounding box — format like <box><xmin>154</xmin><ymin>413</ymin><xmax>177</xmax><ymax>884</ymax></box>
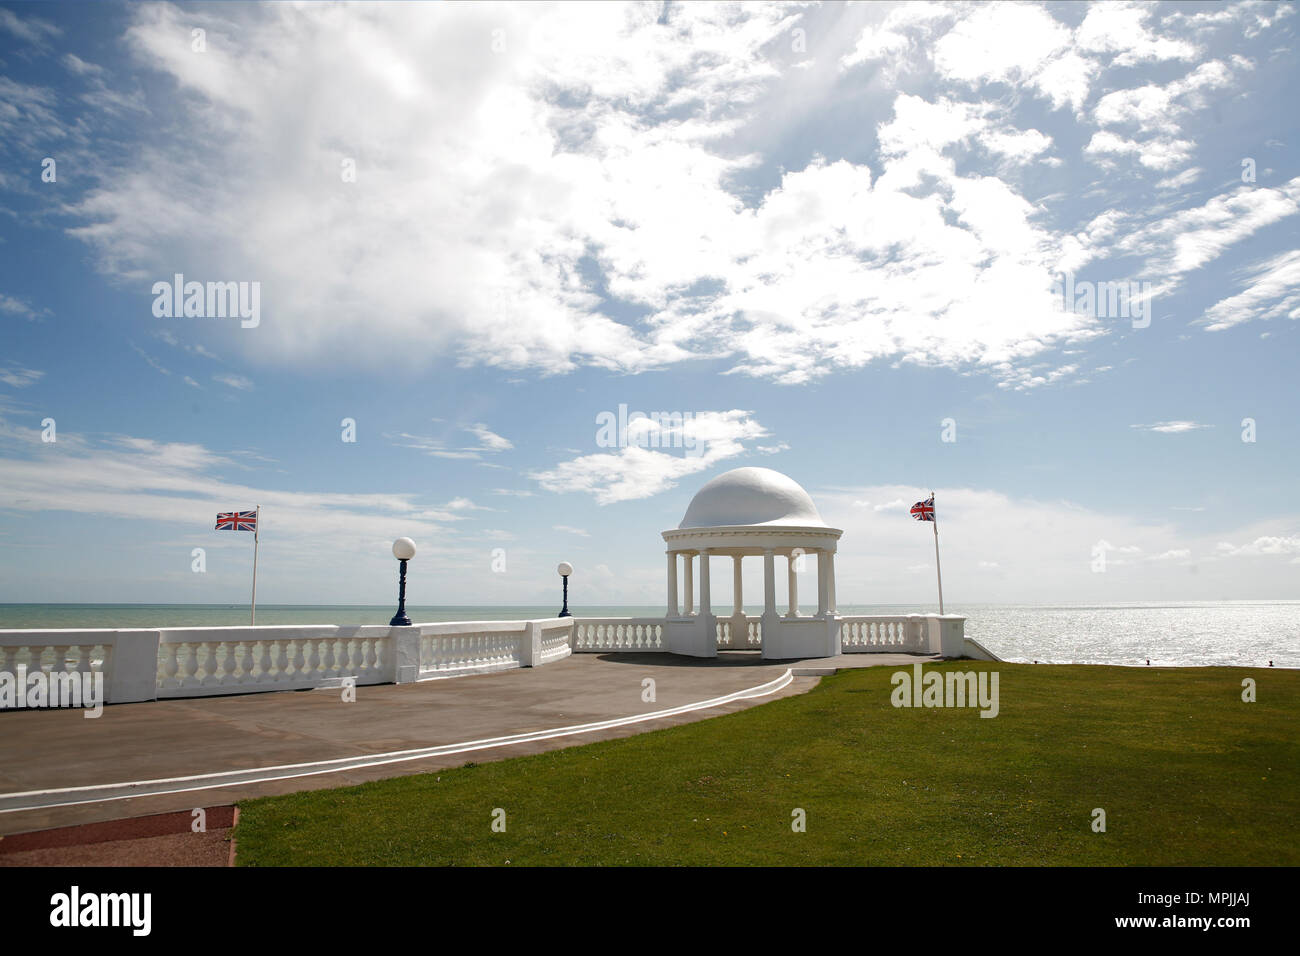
<box><xmin>234</xmin><ymin>662</ymin><xmax>1299</xmax><ymax>866</ymax></box>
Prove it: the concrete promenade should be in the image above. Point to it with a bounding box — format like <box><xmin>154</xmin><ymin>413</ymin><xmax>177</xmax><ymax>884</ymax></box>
<box><xmin>0</xmin><ymin>650</ymin><xmax>935</xmax><ymax>837</ymax></box>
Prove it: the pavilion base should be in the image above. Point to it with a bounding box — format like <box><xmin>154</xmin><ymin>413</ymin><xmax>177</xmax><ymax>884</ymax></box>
<box><xmin>665</xmin><ymin>615</ymin><xmax>718</xmax><ymax>658</ymax></box>
<box><xmin>760</xmin><ymin>613</ymin><xmax>839</xmax><ymax>660</ymax></box>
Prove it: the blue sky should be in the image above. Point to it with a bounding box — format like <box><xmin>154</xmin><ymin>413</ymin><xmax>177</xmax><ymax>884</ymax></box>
<box><xmin>1</xmin><ymin>0</ymin><xmax>1297</xmax><ymax>608</ymax></box>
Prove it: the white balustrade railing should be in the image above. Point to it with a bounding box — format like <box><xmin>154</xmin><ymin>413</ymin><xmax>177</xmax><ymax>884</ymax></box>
<box><xmin>715</xmin><ymin>617</ymin><xmax>762</xmax><ymax>649</ymax></box>
<box><xmin>572</xmin><ymin>618</ymin><xmax>665</xmax><ymax>652</ymax></box>
<box><xmin>0</xmin><ymin>631</ymin><xmax>110</xmax><ymax>682</ymax></box>
<box><xmin>538</xmin><ymin>621</ymin><xmax>574</xmax><ymax>665</ymax></box>
<box><xmin>0</xmin><ymin>612</ymin><xmax>972</xmax><ymax>708</ymax></box>
<box><xmin>417</xmin><ymin>621</ymin><xmax>528</xmax><ymax>678</ymax></box>
<box><xmin>838</xmin><ymin>616</ymin><xmax>928</xmax><ymax>652</ymax></box>
<box><xmin>155</xmin><ymin>626</ymin><xmax>391</xmax><ymax>697</ymax></box>
<box><xmin>0</xmin><ymin>619</ymin><xmax>578</xmax><ymax>705</ymax></box>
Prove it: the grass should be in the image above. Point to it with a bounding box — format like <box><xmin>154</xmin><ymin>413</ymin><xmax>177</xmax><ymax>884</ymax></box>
<box><xmin>234</xmin><ymin>662</ymin><xmax>1300</xmax><ymax>866</ymax></box>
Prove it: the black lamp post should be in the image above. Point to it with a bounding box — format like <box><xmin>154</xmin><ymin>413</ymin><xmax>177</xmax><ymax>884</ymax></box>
<box><xmin>557</xmin><ymin>561</ymin><xmax>573</xmax><ymax>618</ymax></box>
<box><xmin>390</xmin><ymin>537</ymin><xmax>416</xmax><ymax>626</ymax></box>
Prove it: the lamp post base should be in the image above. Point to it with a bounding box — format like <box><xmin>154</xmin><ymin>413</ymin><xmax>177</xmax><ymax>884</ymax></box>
<box><xmin>390</xmin><ymin>557</ymin><xmax>411</xmax><ymax>627</ymax></box>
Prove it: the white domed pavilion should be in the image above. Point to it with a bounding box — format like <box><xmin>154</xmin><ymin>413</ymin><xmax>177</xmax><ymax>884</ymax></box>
<box><xmin>662</xmin><ymin>467</ymin><xmax>842</xmax><ymax>660</ymax></box>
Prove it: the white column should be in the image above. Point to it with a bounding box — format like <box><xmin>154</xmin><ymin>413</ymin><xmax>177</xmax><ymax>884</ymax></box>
<box><xmin>827</xmin><ymin>551</ymin><xmax>837</xmax><ymax>615</ymax></box>
<box><xmin>817</xmin><ymin>550</ymin><xmax>829</xmax><ymax>617</ymax></box>
<box><xmin>684</xmin><ymin>552</ymin><xmax>694</xmax><ymax>615</ymax></box>
<box><xmin>666</xmin><ymin>551</ymin><xmax>679</xmax><ymax>617</ymax></box>
<box><xmin>763</xmin><ymin>549</ymin><xmax>777</xmax><ymax>616</ymax></box>
<box><xmin>786</xmin><ymin>554</ymin><xmax>799</xmax><ymax>617</ymax></box>
<box><xmin>732</xmin><ymin>555</ymin><xmax>744</xmax><ymax>615</ymax></box>
<box><xmin>699</xmin><ymin>549</ymin><xmax>711</xmax><ymax>617</ymax></box>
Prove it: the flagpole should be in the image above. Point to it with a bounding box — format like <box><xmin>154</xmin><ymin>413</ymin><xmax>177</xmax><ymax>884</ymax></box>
<box><xmin>931</xmin><ymin>491</ymin><xmax>944</xmax><ymax>615</ymax></box>
<box><xmin>250</xmin><ymin>504</ymin><xmax>260</xmax><ymax>625</ymax></box>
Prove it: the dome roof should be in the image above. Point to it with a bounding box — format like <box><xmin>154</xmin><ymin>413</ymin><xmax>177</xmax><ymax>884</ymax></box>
<box><xmin>679</xmin><ymin>467</ymin><xmax>828</xmax><ymax>530</ymax></box>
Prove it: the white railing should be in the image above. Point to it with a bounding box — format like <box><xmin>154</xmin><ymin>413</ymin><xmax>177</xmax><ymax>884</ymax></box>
<box><xmin>716</xmin><ymin>617</ymin><xmax>762</xmax><ymax>649</ymax></box>
<box><xmin>155</xmin><ymin>626</ymin><xmax>391</xmax><ymax>697</ymax></box>
<box><xmin>0</xmin><ymin>612</ymin><xmax>973</xmax><ymax>708</ymax></box>
<box><xmin>572</xmin><ymin>618</ymin><xmax>666</xmax><ymax>652</ymax></box>
<box><xmin>0</xmin><ymin>631</ymin><xmax>110</xmax><ymax>681</ymax></box>
<box><xmin>538</xmin><ymin>621</ymin><xmax>574</xmax><ymax>665</ymax></box>
<box><xmin>416</xmin><ymin>621</ymin><xmax>528</xmax><ymax>678</ymax></box>
<box><xmin>0</xmin><ymin>619</ymin><xmax>578</xmax><ymax>705</ymax></box>
<box><xmin>838</xmin><ymin>616</ymin><xmax>929</xmax><ymax>653</ymax></box>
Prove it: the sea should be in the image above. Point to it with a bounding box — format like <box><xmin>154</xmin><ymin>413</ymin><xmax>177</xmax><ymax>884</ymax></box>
<box><xmin>0</xmin><ymin>601</ymin><xmax>1296</xmax><ymax>668</ymax></box>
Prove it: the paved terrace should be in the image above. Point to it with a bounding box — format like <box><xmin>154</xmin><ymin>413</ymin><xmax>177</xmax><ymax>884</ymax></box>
<box><xmin>0</xmin><ymin>651</ymin><xmax>935</xmax><ymax>836</ymax></box>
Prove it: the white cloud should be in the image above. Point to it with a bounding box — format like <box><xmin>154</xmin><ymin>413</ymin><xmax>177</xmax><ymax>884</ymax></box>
<box><xmin>389</xmin><ymin>423</ymin><xmax>513</xmax><ymax>460</ymax></box>
<box><xmin>0</xmin><ymin>365</ymin><xmax>43</xmax><ymax>388</ymax></box>
<box><xmin>0</xmin><ymin>294</ymin><xmax>48</xmax><ymax>321</ymax></box>
<box><xmin>1155</xmin><ymin>167</ymin><xmax>1204</xmax><ymax>191</ymax></box>
<box><xmin>1076</xmin><ymin>2</ymin><xmax>1199</xmax><ymax>67</ymax></box>
<box><xmin>466</xmin><ymin>424</ymin><xmax>512</xmax><ymax>452</ymax></box>
<box><xmin>1201</xmin><ymin>250</ymin><xmax>1300</xmax><ymax>331</ymax></box>
<box><xmin>530</xmin><ymin>409</ymin><xmax>770</xmax><ymax>504</ymax></box>
<box><xmin>0</xmin><ymin>8</ymin><xmax>60</xmax><ymax>48</ymax></box>
<box><xmin>0</xmin><ymin>421</ymin><xmax>458</xmax><ymax>559</ymax></box>
<box><xmin>840</xmin><ymin>1</ymin><xmax>954</xmax><ymax>72</ymax></box>
<box><xmin>1115</xmin><ymin>177</ymin><xmax>1300</xmax><ymax>276</ymax></box>
<box><xmin>213</xmin><ymin>373</ymin><xmax>253</xmax><ymax>390</ymax></box>
<box><xmin>1215</xmin><ymin>536</ymin><xmax>1300</xmax><ymax>557</ymax></box>
<box><xmin>1130</xmin><ymin>421</ymin><xmax>1211</xmax><ymax>433</ymax></box>
<box><xmin>52</xmin><ymin>2</ymin><xmax>1105</xmax><ymax>391</ymax></box>
<box><xmin>932</xmin><ymin>4</ymin><xmax>1094</xmax><ymax>112</ymax></box>
<box><xmin>817</xmin><ymin>485</ymin><xmax>1299</xmax><ymax>602</ymax></box>
<box><xmin>552</xmin><ymin>525</ymin><xmax>590</xmax><ymax>537</ymax></box>
<box><xmin>445</xmin><ymin>497</ymin><xmax>493</xmax><ymax>512</ymax></box>
<box><xmin>35</xmin><ymin>1</ymin><xmax>1293</xmax><ymax>395</ymax></box>
<box><xmin>61</xmin><ymin>53</ymin><xmax>104</xmax><ymax>76</ymax></box>
<box><xmin>1083</xmin><ymin>130</ymin><xmax>1194</xmax><ymax>171</ymax></box>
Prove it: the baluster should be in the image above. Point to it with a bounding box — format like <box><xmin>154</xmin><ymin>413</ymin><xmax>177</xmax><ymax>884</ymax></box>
<box><xmin>178</xmin><ymin>643</ymin><xmax>199</xmax><ymax>688</ymax></box>
<box><xmin>262</xmin><ymin>640</ymin><xmax>278</xmax><ymax>681</ymax></box>
<box><xmin>301</xmin><ymin>639</ymin><xmax>319</xmax><ymax>682</ymax></box>
<box><xmin>159</xmin><ymin>643</ymin><xmax>177</xmax><ymax>690</ymax></box>
<box><xmin>232</xmin><ymin>641</ymin><xmax>250</xmax><ymax>683</ymax></box>
<box><xmin>199</xmin><ymin>641</ymin><xmax>216</xmax><ymax>684</ymax></box>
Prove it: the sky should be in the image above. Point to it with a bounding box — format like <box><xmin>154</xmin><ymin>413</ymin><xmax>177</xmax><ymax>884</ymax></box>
<box><xmin>0</xmin><ymin>0</ymin><xmax>1297</xmax><ymax>610</ymax></box>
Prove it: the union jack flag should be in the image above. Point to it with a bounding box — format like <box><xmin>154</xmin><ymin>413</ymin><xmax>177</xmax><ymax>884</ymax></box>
<box><xmin>216</xmin><ymin>510</ymin><xmax>257</xmax><ymax>531</ymax></box>
<box><xmin>910</xmin><ymin>495</ymin><xmax>935</xmax><ymax>522</ymax></box>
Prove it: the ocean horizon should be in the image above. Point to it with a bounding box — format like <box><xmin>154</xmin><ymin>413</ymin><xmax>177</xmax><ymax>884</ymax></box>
<box><xmin>2</xmin><ymin>601</ymin><xmax>1296</xmax><ymax>669</ymax></box>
